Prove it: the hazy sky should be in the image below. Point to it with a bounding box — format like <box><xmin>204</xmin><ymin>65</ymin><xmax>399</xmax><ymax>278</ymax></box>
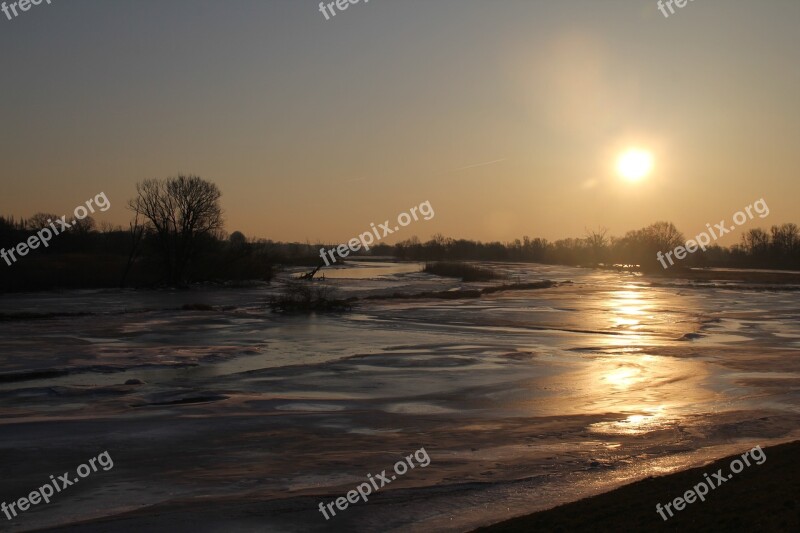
<box><xmin>1</xmin><ymin>0</ymin><xmax>798</xmax><ymax>244</ymax></box>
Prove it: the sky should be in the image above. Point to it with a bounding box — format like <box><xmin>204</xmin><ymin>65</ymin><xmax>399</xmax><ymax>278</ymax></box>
<box><xmin>1</xmin><ymin>0</ymin><xmax>798</xmax><ymax>245</ymax></box>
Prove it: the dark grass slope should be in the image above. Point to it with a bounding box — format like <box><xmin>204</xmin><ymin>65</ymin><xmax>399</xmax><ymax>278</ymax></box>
<box><xmin>477</xmin><ymin>440</ymin><xmax>800</xmax><ymax>532</ymax></box>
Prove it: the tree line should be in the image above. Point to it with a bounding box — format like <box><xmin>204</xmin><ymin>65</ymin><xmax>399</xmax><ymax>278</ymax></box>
<box><xmin>381</xmin><ymin>222</ymin><xmax>800</xmax><ymax>272</ymax></box>
<box><xmin>1</xmin><ymin>176</ymin><xmax>798</xmax><ymax>291</ymax></box>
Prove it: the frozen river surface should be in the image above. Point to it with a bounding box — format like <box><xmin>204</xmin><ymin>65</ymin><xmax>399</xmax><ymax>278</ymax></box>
<box><xmin>0</xmin><ymin>262</ymin><xmax>799</xmax><ymax>532</ymax></box>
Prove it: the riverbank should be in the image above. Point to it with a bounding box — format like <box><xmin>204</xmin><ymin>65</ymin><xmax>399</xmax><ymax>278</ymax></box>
<box><xmin>478</xmin><ymin>440</ymin><xmax>800</xmax><ymax>532</ymax></box>
<box><xmin>648</xmin><ymin>268</ymin><xmax>800</xmax><ymax>285</ymax></box>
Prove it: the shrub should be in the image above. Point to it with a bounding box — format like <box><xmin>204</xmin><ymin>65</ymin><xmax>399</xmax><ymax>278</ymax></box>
<box><xmin>268</xmin><ymin>281</ymin><xmax>352</xmax><ymax>314</ymax></box>
<box><xmin>423</xmin><ymin>261</ymin><xmax>500</xmax><ymax>282</ymax></box>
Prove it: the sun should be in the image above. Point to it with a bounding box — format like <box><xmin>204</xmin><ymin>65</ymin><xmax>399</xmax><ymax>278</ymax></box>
<box><xmin>616</xmin><ymin>149</ymin><xmax>654</xmax><ymax>182</ymax></box>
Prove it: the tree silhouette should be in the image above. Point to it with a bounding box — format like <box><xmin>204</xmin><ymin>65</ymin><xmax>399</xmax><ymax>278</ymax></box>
<box><xmin>128</xmin><ymin>175</ymin><xmax>223</xmax><ymax>285</ymax></box>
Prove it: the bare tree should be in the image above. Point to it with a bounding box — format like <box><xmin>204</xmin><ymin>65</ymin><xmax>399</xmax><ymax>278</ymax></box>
<box><xmin>71</xmin><ymin>216</ymin><xmax>96</xmax><ymax>235</ymax></box>
<box><xmin>99</xmin><ymin>221</ymin><xmax>121</xmax><ymax>234</ymax></box>
<box><xmin>770</xmin><ymin>223</ymin><xmax>799</xmax><ymax>257</ymax></box>
<box><xmin>585</xmin><ymin>226</ymin><xmax>609</xmax><ymax>264</ymax></box>
<box><xmin>585</xmin><ymin>227</ymin><xmax>609</xmax><ymax>248</ymax></box>
<box><xmin>121</xmin><ymin>211</ymin><xmax>146</xmax><ymax>288</ymax></box>
<box><xmin>26</xmin><ymin>213</ymin><xmax>60</xmax><ymax>231</ymax></box>
<box><xmin>741</xmin><ymin>228</ymin><xmax>770</xmax><ymax>255</ymax></box>
<box><xmin>128</xmin><ymin>175</ymin><xmax>223</xmax><ymax>285</ymax></box>
<box><xmin>644</xmin><ymin>221</ymin><xmax>685</xmax><ymax>252</ymax></box>
<box><xmin>616</xmin><ymin>222</ymin><xmax>685</xmax><ymax>271</ymax></box>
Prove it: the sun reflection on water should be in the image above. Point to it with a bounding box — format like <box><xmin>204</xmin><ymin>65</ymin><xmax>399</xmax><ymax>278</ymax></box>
<box><xmin>589</xmin><ymin>406</ymin><xmax>673</xmax><ymax>435</ymax></box>
<box><xmin>602</xmin><ymin>365</ymin><xmax>642</xmax><ymax>389</ymax></box>
<box><xmin>606</xmin><ymin>289</ymin><xmax>654</xmax><ymax>331</ymax></box>
<box><xmin>576</xmin><ymin>286</ymin><xmax>714</xmax><ymax>436</ymax></box>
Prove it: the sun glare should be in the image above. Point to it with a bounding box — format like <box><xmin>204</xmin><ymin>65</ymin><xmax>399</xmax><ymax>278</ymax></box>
<box><xmin>616</xmin><ymin>149</ymin><xmax>654</xmax><ymax>182</ymax></box>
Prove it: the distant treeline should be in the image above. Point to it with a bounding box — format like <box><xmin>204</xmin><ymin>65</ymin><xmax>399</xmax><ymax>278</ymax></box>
<box><xmin>376</xmin><ymin>222</ymin><xmax>800</xmax><ymax>272</ymax></box>
<box><xmin>0</xmin><ymin>215</ymin><xmax>272</xmax><ymax>292</ymax></box>
<box><xmin>2</xmin><ymin>178</ymin><xmax>798</xmax><ymax>292</ymax></box>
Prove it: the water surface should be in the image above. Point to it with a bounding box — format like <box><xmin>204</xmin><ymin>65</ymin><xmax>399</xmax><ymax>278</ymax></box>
<box><xmin>0</xmin><ymin>262</ymin><xmax>798</xmax><ymax>532</ymax></box>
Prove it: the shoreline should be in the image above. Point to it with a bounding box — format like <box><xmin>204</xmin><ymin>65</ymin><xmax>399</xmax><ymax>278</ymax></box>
<box><xmin>476</xmin><ymin>440</ymin><xmax>800</xmax><ymax>532</ymax></box>
<box><xmin>3</xmin><ymin>260</ymin><xmax>800</xmax><ymax>295</ymax></box>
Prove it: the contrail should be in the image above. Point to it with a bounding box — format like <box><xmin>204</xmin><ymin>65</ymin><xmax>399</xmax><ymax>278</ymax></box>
<box><xmin>447</xmin><ymin>158</ymin><xmax>506</xmax><ymax>173</ymax></box>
